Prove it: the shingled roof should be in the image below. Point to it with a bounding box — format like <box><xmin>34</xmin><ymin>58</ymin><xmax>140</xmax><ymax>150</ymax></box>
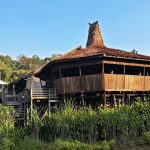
<box><xmin>56</xmin><ymin>21</ymin><xmax>150</xmax><ymax>61</ymax></box>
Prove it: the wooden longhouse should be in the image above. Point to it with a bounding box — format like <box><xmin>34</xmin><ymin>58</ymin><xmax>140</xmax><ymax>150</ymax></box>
<box><xmin>36</xmin><ymin>21</ymin><xmax>150</xmax><ymax>107</ymax></box>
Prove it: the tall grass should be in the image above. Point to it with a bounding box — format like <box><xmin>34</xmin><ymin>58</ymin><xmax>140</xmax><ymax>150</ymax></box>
<box><xmin>0</xmin><ymin>105</ymin><xmax>16</xmax><ymax>150</ymax></box>
<box><xmin>29</xmin><ymin>100</ymin><xmax>150</xmax><ymax>144</ymax></box>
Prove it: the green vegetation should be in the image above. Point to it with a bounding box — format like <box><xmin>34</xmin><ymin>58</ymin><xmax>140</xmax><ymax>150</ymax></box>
<box><xmin>0</xmin><ymin>54</ymin><xmax>61</xmax><ymax>82</ymax></box>
<box><xmin>33</xmin><ymin>101</ymin><xmax>150</xmax><ymax>143</ymax></box>
<box><xmin>0</xmin><ymin>106</ymin><xmax>16</xmax><ymax>150</ymax></box>
<box><xmin>0</xmin><ymin>101</ymin><xmax>150</xmax><ymax>150</ymax></box>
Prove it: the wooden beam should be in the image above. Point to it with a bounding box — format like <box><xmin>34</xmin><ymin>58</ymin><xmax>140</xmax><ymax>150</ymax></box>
<box><xmin>81</xmin><ymin>92</ymin><xmax>85</xmax><ymax>105</ymax></box>
<box><xmin>103</xmin><ymin>91</ymin><xmax>106</xmax><ymax>108</ymax></box>
<box><xmin>30</xmin><ymin>88</ymin><xmax>33</xmax><ymax>121</ymax></box>
<box><xmin>122</xmin><ymin>92</ymin><xmax>125</xmax><ymax>105</ymax></box>
<box><xmin>113</xmin><ymin>94</ymin><xmax>117</xmax><ymax>108</ymax></box>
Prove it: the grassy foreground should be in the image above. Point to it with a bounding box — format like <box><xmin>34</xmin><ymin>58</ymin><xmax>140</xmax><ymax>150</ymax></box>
<box><xmin>15</xmin><ymin>133</ymin><xmax>150</xmax><ymax>150</ymax></box>
<box><xmin>0</xmin><ymin>101</ymin><xmax>150</xmax><ymax>150</ymax></box>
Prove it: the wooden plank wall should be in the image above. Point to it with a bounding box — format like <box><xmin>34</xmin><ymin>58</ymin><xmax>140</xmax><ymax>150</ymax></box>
<box><xmin>125</xmin><ymin>75</ymin><xmax>144</xmax><ymax>91</ymax></box>
<box><xmin>104</xmin><ymin>74</ymin><xmax>124</xmax><ymax>90</ymax></box>
<box><xmin>81</xmin><ymin>74</ymin><xmax>103</xmax><ymax>91</ymax></box>
<box><xmin>145</xmin><ymin>76</ymin><xmax>150</xmax><ymax>90</ymax></box>
<box><xmin>104</xmin><ymin>74</ymin><xmax>150</xmax><ymax>91</ymax></box>
<box><xmin>54</xmin><ymin>74</ymin><xmax>104</xmax><ymax>94</ymax></box>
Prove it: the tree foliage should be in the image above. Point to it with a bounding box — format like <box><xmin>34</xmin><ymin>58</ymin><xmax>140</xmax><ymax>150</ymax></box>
<box><xmin>0</xmin><ymin>54</ymin><xmax>61</xmax><ymax>83</ymax></box>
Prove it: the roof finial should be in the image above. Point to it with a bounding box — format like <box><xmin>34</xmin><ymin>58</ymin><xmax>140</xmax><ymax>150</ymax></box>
<box><xmin>86</xmin><ymin>21</ymin><xmax>105</xmax><ymax>48</ymax></box>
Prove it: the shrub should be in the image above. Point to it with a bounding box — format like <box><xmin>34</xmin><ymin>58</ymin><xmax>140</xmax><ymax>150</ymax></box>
<box><xmin>14</xmin><ymin>136</ymin><xmax>54</xmax><ymax>150</ymax></box>
<box><xmin>0</xmin><ymin>105</ymin><xmax>16</xmax><ymax>150</ymax></box>
<box><xmin>29</xmin><ymin>101</ymin><xmax>150</xmax><ymax>144</ymax></box>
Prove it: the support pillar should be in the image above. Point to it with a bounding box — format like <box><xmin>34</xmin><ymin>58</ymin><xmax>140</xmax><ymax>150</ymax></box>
<box><xmin>103</xmin><ymin>92</ymin><xmax>106</xmax><ymax>108</ymax></box>
<box><xmin>142</xmin><ymin>92</ymin><xmax>145</xmax><ymax>103</ymax></box>
<box><xmin>81</xmin><ymin>91</ymin><xmax>85</xmax><ymax>106</ymax></box>
<box><xmin>128</xmin><ymin>95</ymin><xmax>131</xmax><ymax>105</ymax></box>
<box><xmin>48</xmin><ymin>100</ymin><xmax>51</xmax><ymax>115</ymax></box>
<box><xmin>122</xmin><ymin>92</ymin><xmax>125</xmax><ymax>105</ymax></box>
<box><xmin>113</xmin><ymin>94</ymin><xmax>116</xmax><ymax>108</ymax></box>
<box><xmin>30</xmin><ymin>88</ymin><xmax>33</xmax><ymax>121</ymax></box>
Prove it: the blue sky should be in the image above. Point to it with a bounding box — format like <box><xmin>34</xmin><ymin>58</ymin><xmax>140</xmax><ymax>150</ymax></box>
<box><xmin>0</xmin><ymin>0</ymin><xmax>150</xmax><ymax>59</ymax></box>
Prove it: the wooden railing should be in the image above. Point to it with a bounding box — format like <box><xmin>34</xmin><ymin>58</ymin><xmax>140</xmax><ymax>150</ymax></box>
<box><xmin>54</xmin><ymin>74</ymin><xmax>104</xmax><ymax>94</ymax></box>
<box><xmin>32</xmin><ymin>88</ymin><xmax>56</xmax><ymax>100</ymax></box>
<box><xmin>54</xmin><ymin>74</ymin><xmax>150</xmax><ymax>94</ymax></box>
<box><xmin>104</xmin><ymin>74</ymin><xmax>150</xmax><ymax>91</ymax></box>
<box><xmin>32</xmin><ymin>88</ymin><xmax>49</xmax><ymax>100</ymax></box>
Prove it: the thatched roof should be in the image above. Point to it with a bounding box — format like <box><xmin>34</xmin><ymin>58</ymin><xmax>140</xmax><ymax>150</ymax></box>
<box><xmin>35</xmin><ymin>21</ymin><xmax>150</xmax><ymax>78</ymax></box>
<box><xmin>56</xmin><ymin>21</ymin><xmax>150</xmax><ymax>61</ymax></box>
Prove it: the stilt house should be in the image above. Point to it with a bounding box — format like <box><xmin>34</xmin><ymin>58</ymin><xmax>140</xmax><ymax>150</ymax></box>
<box><xmin>35</xmin><ymin>21</ymin><xmax>150</xmax><ymax>107</ymax></box>
<box><xmin>2</xmin><ymin>67</ymin><xmax>51</xmax><ymax>126</ymax></box>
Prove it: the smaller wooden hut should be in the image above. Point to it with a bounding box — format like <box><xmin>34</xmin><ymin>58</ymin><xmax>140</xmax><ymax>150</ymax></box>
<box><xmin>2</xmin><ymin>66</ymin><xmax>54</xmax><ymax>126</ymax></box>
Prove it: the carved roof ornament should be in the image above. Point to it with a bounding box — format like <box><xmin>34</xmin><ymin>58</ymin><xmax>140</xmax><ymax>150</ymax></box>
<box><xmin>86</xmin><ymin>21</ymin><xmax>105</xmax><ymax>48</ymax></box>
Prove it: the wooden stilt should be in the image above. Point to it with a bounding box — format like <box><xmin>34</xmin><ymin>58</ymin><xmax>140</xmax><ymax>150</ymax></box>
<box><xmin>142</xmin><ymin>92</ymin><xmax>145</xmax><ymax>103</ymax></box>
<box><xmin>128</xmin><ymin>95</ymin><xmax>130</xmax><ymax>105</ymax></box>
<box><xmin>113</xmin><ymin>94</ymin><xmax>116</xmax><ymax>108</ymax></box>
<box><xmin>30</xmin><ymin>88</ymin><xmax>33</xmax><ymax>121</ymax></box>
<box><xmin>81</xmin><ymin>92</ymin><xmax>85</xmax><ymax>106</ymax></box>
<box><xmin>122</xmin><ymin>92</ymin><xmax>125</xmax><ymax>105</ymax></box>
<box><xmin>48</xmin><ymin>100</ymin><xmax>51</xmax><ymax>115</ymax></box>
<box><xmin>103</xmin><ymin>92</ymin><xmax>106</xmax><ymax>108</ymax></box>
<box><xmin>116</xmin><ymin>98</ymin><xmax>120</xmax><ymax>107</ymax></box>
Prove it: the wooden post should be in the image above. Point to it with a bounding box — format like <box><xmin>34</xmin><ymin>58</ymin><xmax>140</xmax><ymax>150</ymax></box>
<box><xmin>116</xmin><ymin>98</ymin><xmax>120</xmax><ymax>107</ymax></box>
<box><xmin>113</xmin><ymin>94</ymin><xmax>116</xmax><ymax>108</ymax></box>
<box><xmin>128</xmin><ymin>95</ymin><xmax>130</xmax><ymax>105</ymax></box>
<box><xmin>102</xmin><ymin>62</ymin><xmax>105</xmax><ymax>88</ymax></box>
<box><xmin>13</xmin><ymin>85</ymin><xmax>15</xmax><ymax>95</ymax></box>
<box><xmin>103</xmin><ymin>92</ymin><xmax>106</xmax><ymax>108</ymax></box>
<box><xmin>63</xmin><ymin>94</ymin><xmax>66</xmax><ymax>103</ymax></box>
<box><xmin>144</xmin><ymin>66</ymin><xmax>145</xmax><ymax>91</ymax></box>
<box><xmin>81</xmin><ymin>91</ymin><xmax>85</xmax><ymax>106</ymax></box>
<box><xmin>122</xmin><ymin>92</ymin><xmax>125</xmax><ymax>105</ymax></box>
<box><xmin>123</xmin><ymin>65</ymin><xmax>126</xmax><ymax>90</ymax></box>
<box><xmin>142</xmin><ymin>92</ymin><xmax>145</xmax><ymax>103</ymax></box>
<box><xmin>1</xmin><ymin>85</ymin><xmax>4</xmax><ymax>103</ymax></box>
<box><xmin>48</xmin><ymin>100</ymin><xmax>51</xmax><ymax>115</ymax></box>
<box><xmin>30</xmin><ymin>88</ymin><xmax>33</xmax><ymax>121</ymax></box>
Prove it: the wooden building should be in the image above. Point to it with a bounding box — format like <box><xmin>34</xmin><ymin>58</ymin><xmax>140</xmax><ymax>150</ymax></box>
<box><xmin>2</xmin><ymin>66</ymin><xmax>57</xmax><ymax>126</ymax></box>
<box><xmin>37</xmin><ymin>21</ymin><xmax>150</xmax><ymax>106</ymax></box>
<box><xmin>0</xmin><ymin>80</ymin><xmax>7</xmax><ymax>103</ymax></box>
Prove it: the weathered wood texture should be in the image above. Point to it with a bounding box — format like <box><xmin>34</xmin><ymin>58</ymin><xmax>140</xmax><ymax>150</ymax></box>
<box><xmin>54</xmin><ymin>74</ymin><xmax>104</xmax><ymax>94</ymax></box>
<box><xmin>54</xmin><ymin>74</ymin><xmax>150</xmax><ymax>94</ymax></box>
<box><xmin>144</xmin><ymin>76</ymin><xmax>150</xmax><ymax>90</ymax></box>
<box><xmin>103</xmin><ymin>60</ymin><xmax>150</xmax><ymax>67</ymax></box>
<box><xmin>32</xmin><ymin>88</ymin><xmax>49</xmax><ymax>100</ymax></box>
<box><xmin>104</xmin><ymin>74</ymin><xmax>124</xmax><ymax>90</ymax></box>
<box><xmin>81</xmin><ymin>74</ymin><xmax>103</xmax><ymax>91</ymax></box>
<box><xmin>104</xmin><ymin>74</ymin><xmax>150</xmax><ymax>91</ymax></box>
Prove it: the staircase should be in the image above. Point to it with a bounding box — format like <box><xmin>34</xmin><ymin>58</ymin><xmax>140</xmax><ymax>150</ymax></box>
<box><xmin>5</xmin><ymin>95</ymin><xmax>27</xmax><ymax>126</ymax></box>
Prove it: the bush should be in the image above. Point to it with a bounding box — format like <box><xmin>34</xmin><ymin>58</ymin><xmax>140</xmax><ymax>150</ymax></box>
<box><xmin>142</xmin><ymin>131</ymin><xmax>150</xmax><ymax>145</ymax></box>
<box><xmin>37</xmin><ymin>101</ymin><xmax>150</xmax><ymax>143</ymax></box>
<box><xmin>54</xmin><ymin>139</ymin><xmax>115</xmax><ymax>150</ymax></box>
<box><xmin>0</xmin><ymin>105</ymin><xmax>16</xmax><ymax>150</ymax></box>
<box><xmin>15</xmin><ymin>136</ymin><xmax>54</xmax><ymax>150</ymax></box>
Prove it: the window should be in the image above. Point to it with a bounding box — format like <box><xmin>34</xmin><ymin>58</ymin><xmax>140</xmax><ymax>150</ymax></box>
<box><xmin>145</xmin><ymin>67</ymin><xmax>150</xmax><ymax>76</ymax></box>
<box><xmin>104</xmin><ymin>64</ymin><xmax>124</xmax><ymax>74</ymax></box>
<box><xmin>61</xmin><ymin>67</ymin><xmax>80</xmax><ymax>77</ymax></box>
<box><xmin>52</xmin><ymin>70</ymin><xmax>60</xmax><ymax>80</ymax></box>
<box><xmin>81</xmin><ymin>64</ymin><xmax>102</xmax><ymax>75</ymax></box>
<box><xmin>125</xmin><ymin>66</ymin><xmax>144</xmax><ymax>75</ymax></box>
